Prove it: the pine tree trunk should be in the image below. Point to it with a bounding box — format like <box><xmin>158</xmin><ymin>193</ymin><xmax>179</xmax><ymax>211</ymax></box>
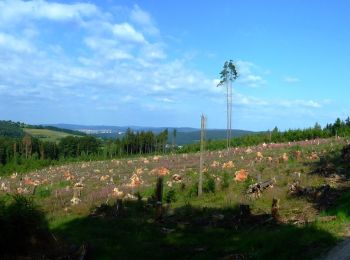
<box><xmin>229</xmin><ymin>80</ymin><xmax>232</xmax><ymax>148</ymax></box>
<box><xmin>226</xmin><ymin>83</ymin><xmax>229</xmax><ymax>150</ymax></box>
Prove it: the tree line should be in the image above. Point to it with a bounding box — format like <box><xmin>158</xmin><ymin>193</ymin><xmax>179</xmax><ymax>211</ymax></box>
<box><xmin>0</xmin><ymin>128</ymin><xmax>169</xmax><ymax>175</ymax></box>
<box><xmin>181</xmin><ymin>117</ymin><xmax>350</xmax><ymax>153</ymax></box>
<box><xmin>1</xmin><ymin>117</ymin><xmax>350</xmax><ymax>175</ymax></box>
<box><xmin>104</xmin><ymin>128</ymin><xmax>169</xmax><ymax>157</ymax></box>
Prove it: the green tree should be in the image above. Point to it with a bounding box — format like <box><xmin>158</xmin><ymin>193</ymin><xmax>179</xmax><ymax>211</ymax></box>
<box><xmin>217</xmin><ymin>60</ymin><xmax>238</xmax><ymax>150</ymax></box>
<box><xmin>172</xmin><ymin>128</ymin><xmax>177</xmax><ymax>150</ymax></box>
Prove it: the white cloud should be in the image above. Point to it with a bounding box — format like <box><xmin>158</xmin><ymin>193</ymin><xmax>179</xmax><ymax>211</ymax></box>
<box><xmin>156</xmin><ymin>97</ymin><xmax>174</xmax><ymax>103</ymax></box>
<box><xmin>0</xmin><ymin>0</ymin><xmax>99</xmax><ymax>25</ymax></box>
<box><xmin>235</xmin><ymin>93</ymin><xmax>269</xmax><ymax>106</ymax></box>
<box><xmin>284</xmin><ymin>76</ymin><xmax>300</xmax><ymax>83</ymax></box>
<box><xmin>130</xmin><ymin>4</ymin><xmax>159</xmax><ymax>36</ymax></box>
<box><xmin>235</xmin><ymin>60</ymin><xmax>266</xmax><ymax>87</ymax></box>
<box><xmin>231</xmin><ymin>92</ymin><xmax>324</xmax><ymax>110</ymax></box>
<box><xmin>0</xmin><ymin>32</ymin><xmax>34</xmax><ymax>53</ymax></box>
<box><xmin>141</xmin><ymin>43</ymin><xmax>166</xmax><ymax>59</ymax></box>
<box><xmin>279</xmin><ymin>99</ymin><xmax>322</xmax><ymax>108</ymax></box>
<box><xmin>112</xmin><ymin>23</ymin><xmax>146</xmax><ymax>43</ymax></box>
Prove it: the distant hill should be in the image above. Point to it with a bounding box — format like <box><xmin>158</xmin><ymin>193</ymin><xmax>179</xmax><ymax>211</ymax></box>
<box><xmin>0</xmin><ymin>120</ymin><xmax>85</xmax><ymax>141</ymax></box>
<box><xmin>47</xmin><ymin>124</ymin><xmax>197</xmax><ymax>133</ymax></box>
<box><xmin>46</xmin><ymin>124</ymin><xmax>256</xmax><ymax>145</ymax></box>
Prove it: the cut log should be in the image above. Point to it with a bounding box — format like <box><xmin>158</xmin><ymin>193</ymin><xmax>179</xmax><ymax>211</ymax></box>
<box><xmin>247</xmin><ymin>178</ymin><xmax>276</xmax><ymax>198</ymax></box>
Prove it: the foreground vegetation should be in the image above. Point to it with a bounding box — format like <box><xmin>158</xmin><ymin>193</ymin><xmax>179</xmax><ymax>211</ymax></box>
<box><xmin>1</xmin><ymin>137</ymin><xmax>350</xmax><ymax>258</ymax></box>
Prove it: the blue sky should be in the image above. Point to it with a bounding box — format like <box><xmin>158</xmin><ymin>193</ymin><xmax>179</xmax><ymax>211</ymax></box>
<box><xmin>0</xmin><ymin>0</ymin><xmax>349</xmax><ymax>130</ymax></box>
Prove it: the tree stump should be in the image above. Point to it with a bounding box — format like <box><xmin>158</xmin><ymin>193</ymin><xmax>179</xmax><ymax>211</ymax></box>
<box><xmin>271</xmin><ymin>198</ymin><xmax>280</xmax><ymax>222</ymax></box>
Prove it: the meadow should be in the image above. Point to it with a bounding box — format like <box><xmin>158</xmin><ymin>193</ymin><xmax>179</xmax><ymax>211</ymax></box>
<box><xmin>23</xmin><ymin>128</ymin><xmax>80</xmax><ymax>142</ymax></box>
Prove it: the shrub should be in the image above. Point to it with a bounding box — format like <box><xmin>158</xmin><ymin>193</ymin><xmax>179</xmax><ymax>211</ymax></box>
<box><xmin>221</xmin><ymin>172</ymin><xmax>230</xmax><ymax>190</ymax></box>
<box><xmin>242</xmin><ymin>176</ymin><xmax>256</xmax><ymax>192</ymax></box>
<box><xmin>203</xmin><ymin>174</ymin><xmax>215</xmax><ymax>194</ymax></box>
<box><xmin>165</xmin><ymin>189</ymin><xmax>177</xmax><ymax>203</ymax></box>
<box><xmin>0</xmin><ymin>195</ymin><xmax>50</xmax><ymax>256</ymax></box>
<box><xmin>36</xmin><ymin>186</ymin><xmax>52</xmax><ymax>198</ymax></box>
<box><xmin>187</xmin><ymin>182</ymin><xmax>198</xmax><ymax>198</ymax></box>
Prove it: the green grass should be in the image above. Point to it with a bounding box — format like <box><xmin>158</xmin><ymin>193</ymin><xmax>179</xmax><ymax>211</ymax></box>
<box><xmin>2</xmin><ymin>138</ymin><xmax>350</xmax><ymax>258</ymax></box>
<box><xmin>23</xmin><ymin>128</ymin><xmax>77</xmax><ymax>142</ymax></box>
<box><xmin>50</xmin><ymin>201</ymin><xmax>340</xmax><ymax>259</ymax></box>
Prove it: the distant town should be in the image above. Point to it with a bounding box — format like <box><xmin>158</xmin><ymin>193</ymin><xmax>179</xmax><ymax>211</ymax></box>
<box><xmin>79</xmin><ymin>129</ymin><xmax>124</xmax><ymax>135</ymax></box>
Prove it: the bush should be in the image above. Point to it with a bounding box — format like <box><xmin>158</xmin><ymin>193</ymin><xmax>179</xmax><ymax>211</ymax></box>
<box><xmin>0</xmin><ymin>195</ymin><xmax>51</xmax><ymax>257</ymax></box>
<box><xmin>203</xmin><ymin>174</ymin><xmax>215</xmax><ymax>194</ymax></box>
<box><xmin>221</xmin><ymin>172</ymin><xmax>230</xmax><ymax>190</ymax></box>
<box><xmin>165</xmin><ymin>189</ymin><xmax>177</xmax><ymax>203</ymax></box>
<box><xmin>36</xmin><ymin>186</ymin><xmax>52</xmax><ymax>198</ymax></box>
<box><xmin>243</xmin><ymin>176</ymin><xmax>256</xmax><ymax>192</ymax></box>
<box><xmin>187</xmin><ymin>182</ymin><xmax>198</xmax><ymax>198</ymax></box>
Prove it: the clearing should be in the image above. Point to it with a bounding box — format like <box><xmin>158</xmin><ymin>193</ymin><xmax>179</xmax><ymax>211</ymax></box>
<box><xmin>23</xmin><ymin>128</ymin><xmax>78</xmax><ymax>142</ymax></box>
<box><xmin>1</xmin><ymin>137</ymin><xmax>350</xmax><ymax>259</ymax></box>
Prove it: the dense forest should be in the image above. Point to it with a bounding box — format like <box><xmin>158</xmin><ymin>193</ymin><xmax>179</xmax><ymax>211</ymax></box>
<box><xmin>1</xmin><ymin>117</ymin><xmax>350</xmax><ymax>175</ymax></box>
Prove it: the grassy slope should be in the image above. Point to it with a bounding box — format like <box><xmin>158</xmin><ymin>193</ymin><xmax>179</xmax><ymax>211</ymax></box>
<box><xmin>1</xmin><ymin>138</ymin><xmax>350</xmax><ymax>258</ymax></box>
<box><xmin>23</xmin><ymin>128</ymin><xmax>76</xmax><ymax>142</ymax></box>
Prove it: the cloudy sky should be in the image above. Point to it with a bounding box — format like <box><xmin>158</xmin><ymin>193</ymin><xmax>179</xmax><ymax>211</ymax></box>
<box><xmin>0</xmin><ymin>0</ymin><xmax>349</xmax><ymax>130</ymax></box>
